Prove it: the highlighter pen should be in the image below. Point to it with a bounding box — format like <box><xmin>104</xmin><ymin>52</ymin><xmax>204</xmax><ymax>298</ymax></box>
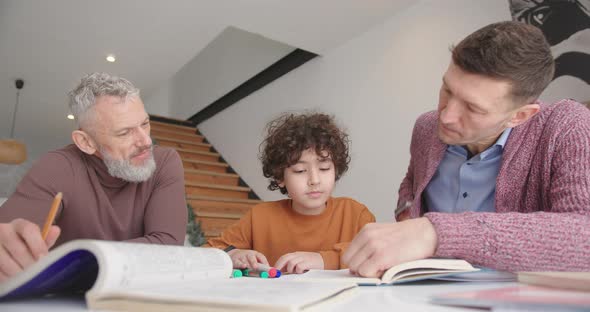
<box><xmin>254</xmin><ymin>264</ymin><xmax>280</xmax><ymax>278</ymax></box>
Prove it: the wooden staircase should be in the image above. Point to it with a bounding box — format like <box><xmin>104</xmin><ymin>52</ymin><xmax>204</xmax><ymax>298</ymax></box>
<box><xmin>150</xmin><ymin>119</ymin><xmax>262</xmax><ymax>242</ymax></box>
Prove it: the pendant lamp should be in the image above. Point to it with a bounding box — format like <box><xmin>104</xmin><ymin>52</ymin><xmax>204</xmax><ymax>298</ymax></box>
<box><xmin>0</xmin><ymin>79</ymin><xmax>27</xmax><ymax>164</ymax></box>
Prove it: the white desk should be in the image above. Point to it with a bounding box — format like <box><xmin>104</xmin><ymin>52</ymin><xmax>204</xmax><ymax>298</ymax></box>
<box><xmin>327</xmin><ymin>281</ymin><xmax>517</xmax><ymax>311</ymax></box>
<box><xmin>0</xmin><ymin>281</ymin><xmax>517</xmax><ymax>311</ymax></box>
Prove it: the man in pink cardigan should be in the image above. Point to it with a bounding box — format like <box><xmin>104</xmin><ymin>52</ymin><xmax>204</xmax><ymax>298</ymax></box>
<box><xmin>343</xmin><ymin>21</ymin><xmax>590</xmax><ymax>276</ymax></box>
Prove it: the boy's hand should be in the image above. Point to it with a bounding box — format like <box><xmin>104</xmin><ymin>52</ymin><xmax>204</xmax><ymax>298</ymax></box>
<box><xmin>274</xmin><ymin>251</ymin><xmax>324</xmax><ymax>274</ymax></box>
<box><xmin>227</xmin><ymin>249</ymin><xmax>269</xmax><ymax>269</ymax></box>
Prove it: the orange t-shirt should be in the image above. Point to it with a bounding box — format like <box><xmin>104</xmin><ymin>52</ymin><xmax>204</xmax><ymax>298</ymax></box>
<box><xmin>206</xmin><ymin>197</ymin><xmax>375</xmax><ymax>269</ymax></box>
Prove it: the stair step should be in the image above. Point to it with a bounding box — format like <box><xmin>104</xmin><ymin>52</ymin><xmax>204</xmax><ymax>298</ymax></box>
<box><xmin>151</xmin><ymin>128</ymin><xmax>205</xmax><ymax>143</ymax></box>
<box><xmin>196</xmin><ymin>211</ymin><xmax>243</xmax><ymax>219</ymax></box>
<box><xmin>183</xmin><ymin>159</ymin><xmax>228</xmax><ymax>173</ymax></box>
<box><xmin>185</xmin><ymin>182</ymin><xmax>251</xmax><ymax>199</ymax></box>
<box><xmin>150</xmin><ymin>120</ymin><xmax>196</xmax><ymax>134</ymax></box>
<box><xmin>187</xmin><ymin>194</ymin><xmax>260</xmax><ymax>215</ymax></box>
<box><xmin>176</xmin><ymin>149</ymin><xmax>220</xmax><ymax>163</ymax></box>
<box><xmin>184</xmin><ymin>169</ymin><xmax>239</xmax><ymax>185</ymax></box>
<box><xmin>153</xmin><ymin>136</ymin><xmax>212</xmax><ymax>152</ymax></box>
<box><xmin>158</xmin><ymin>141</ymin><xmax>212</xmax><ymax>152</ymax></box>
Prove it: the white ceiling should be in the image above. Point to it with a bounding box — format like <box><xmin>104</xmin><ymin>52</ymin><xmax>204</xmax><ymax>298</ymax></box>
<box><xmin>0</xmin><ymin>0</ymin><xmax>415</xmax><ymax>157</ymax></box>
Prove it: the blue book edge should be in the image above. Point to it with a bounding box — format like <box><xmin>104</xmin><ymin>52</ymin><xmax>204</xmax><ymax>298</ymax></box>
<box><xmin>0</xmin><ymin>249</ymin><xmax>99</xmax><ymax>300</ymax></box>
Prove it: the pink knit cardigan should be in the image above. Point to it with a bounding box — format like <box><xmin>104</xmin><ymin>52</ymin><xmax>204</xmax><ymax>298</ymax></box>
<box><xmin>398</xmin><ymin>99</ymin><xmax>590</xmax><ymax>271</ymax></box>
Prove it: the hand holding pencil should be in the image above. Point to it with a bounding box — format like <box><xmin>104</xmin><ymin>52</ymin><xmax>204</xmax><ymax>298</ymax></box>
<box><xmin>0</xmin><ymin>192</ymin><xmax>62</xmax><ymax>282</ymax></box>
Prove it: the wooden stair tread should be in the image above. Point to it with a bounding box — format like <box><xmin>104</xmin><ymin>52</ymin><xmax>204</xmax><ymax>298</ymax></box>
<box><xmin>196</xmin><ymin>211</ymin><xmax>243</xmax><ymax>219</ymax></box>
<box><xmin>186</xmin><ymin>194</ymin><xmax>262</xmax><ymax>204</ymax></box>
<box><xmin>185</xmin><ymin>181</ymin><xmax>251</xmax><ymax>192</ymax></box>
<box><xmin>151</xmin><ymin>120</ymin><xmax>195</xmax><ymax>130</ymax></box>
<box><xmin>184</xmin><ymin>169</ymin><xmax>238</xmax><ymax>178</ymax></box>
<box><xmin>175</xmin><ymin>148</ymin><xmax>219</xmax><ymax>156</ymax></box>
<box><xmin>183</xmin><ymin>159</ymin><xmax>228</xmax><ymax>167</ymax></box>
<box><xmin>151</xmin><ymin>127</ymin><xmax>202</xmax><ymax>137</ymax></box>
<box><xmin>152</xmin><ymin>135</ymin><xmax>211</xmax><ymax>147</ymax></box>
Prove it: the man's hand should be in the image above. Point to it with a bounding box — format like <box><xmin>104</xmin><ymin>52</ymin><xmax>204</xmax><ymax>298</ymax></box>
<box><xmin>274</xmin><ymin>252</ymin><xmax>324</xmax><ymax>274</ymax></box>
<box><xmin>0</xmin><ymin>218</ymin><xmax>61</xmax><ymax>282</ymax></box>
<box><xmin>342</xmin><ymin>217</ymin><xmax>437</xmax><ymax>278</ymax></box>
<box><xmin>227</xmin><ymin>249</ymin><xmax>269</xmax><ymax>269</ymax></box>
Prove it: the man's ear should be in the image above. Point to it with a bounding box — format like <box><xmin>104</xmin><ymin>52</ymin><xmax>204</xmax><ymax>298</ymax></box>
<box><xmin>507</xmin><ymin>103</ymin><xmax>540</xmax><ymax>128</ymax></box>
<box><xmin>72</xmin><ymin>130</ymin><xmax>97</xmax><ymax>155</ymax></box>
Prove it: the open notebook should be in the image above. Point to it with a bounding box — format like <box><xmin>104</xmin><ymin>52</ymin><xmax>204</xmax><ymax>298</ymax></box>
<box><xmin>0</xmin><ymin>240</ymin><xmax>357</xmax><ymax>311</ymax></box>
<box><xmin>295</xmin><ymin>258</ymin><xmax>481</xmax><ymax>285</ymax></box>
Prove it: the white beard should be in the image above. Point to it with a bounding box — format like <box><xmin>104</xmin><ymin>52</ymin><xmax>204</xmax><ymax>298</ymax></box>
<box><xmin>100</xmin><ymin>146</ymin><xmax>156</xmax><ymax>183</ymax></box>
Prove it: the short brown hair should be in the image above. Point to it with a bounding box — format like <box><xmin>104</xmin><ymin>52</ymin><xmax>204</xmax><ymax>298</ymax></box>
<box><xmin>452</xmin><ymin>21</ymin><xmax>555</xmax><ymax>104</ymax></box>
<box><xmin>260</xmin><ymin>112</ymin><xmax>350</xmax><ymax>194</ymax></box>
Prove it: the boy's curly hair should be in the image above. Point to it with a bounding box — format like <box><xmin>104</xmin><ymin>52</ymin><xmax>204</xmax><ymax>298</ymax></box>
<box><xmin>259</xmin><ymin>112</ymin><xmax>350</xmax><ymax>195</ymax></box>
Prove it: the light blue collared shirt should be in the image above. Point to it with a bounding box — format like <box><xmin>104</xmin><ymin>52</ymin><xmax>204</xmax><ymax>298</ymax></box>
<box><xmin>424</xmin><ymin>128</ymin><xmax>512</xmax><ymax>213</ymax></box>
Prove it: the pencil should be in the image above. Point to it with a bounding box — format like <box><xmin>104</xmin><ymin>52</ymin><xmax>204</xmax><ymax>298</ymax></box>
<box><xmin>41</xmin><ymin>192</ymin><xmax>62</xmax><ymax>240</ymax></box>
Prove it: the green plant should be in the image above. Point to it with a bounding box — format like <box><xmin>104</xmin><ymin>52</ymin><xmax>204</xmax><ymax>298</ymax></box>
<box><xmin>186</xmin><ymin>204</ymin><xmax>206</xmax><ymax>246</ymax></box>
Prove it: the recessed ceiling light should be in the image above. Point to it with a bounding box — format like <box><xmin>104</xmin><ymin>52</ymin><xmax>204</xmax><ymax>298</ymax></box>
<box><xmin>67</xmin><ymin>114</ymin><xmax>75</xmax><ymax>120</ymax></box>
<box><xmin>106</xmin><ymin>54</ymin><xmax>116</xmax><ymax>62</ymax></box>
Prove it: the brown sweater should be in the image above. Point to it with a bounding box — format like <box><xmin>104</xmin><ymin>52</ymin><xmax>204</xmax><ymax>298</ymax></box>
<box><xmin>206</xmin><ymin>197</ymin><xmax>375</xmax><ymax>269</ymax></box>
<box><xmin>0</xmin><ymin>144</ymin><xmax>187</xmax><ymax>246</ymax></box>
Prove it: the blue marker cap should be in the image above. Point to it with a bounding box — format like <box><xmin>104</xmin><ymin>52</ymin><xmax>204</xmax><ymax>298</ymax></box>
<box><xmin>275</xmin><ymin>270</ymin><xmax>282</xmax><ymax>278</ymax></box>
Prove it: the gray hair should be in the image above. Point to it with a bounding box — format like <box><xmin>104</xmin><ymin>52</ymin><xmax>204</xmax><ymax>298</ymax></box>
<box><xmin>68</xmin><ymin>72</ymin><xmax>140</xmax><ymax>128</ymax></box>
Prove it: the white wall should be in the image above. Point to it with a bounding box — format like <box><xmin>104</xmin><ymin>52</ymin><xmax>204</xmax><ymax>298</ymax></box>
<box><xmin>183</xmin><ymin>0</ymin><xmax>590</xmax><ymax>221</ymax></box>
<box><xmin>144</xmin><ymin>80</ymin><xmax>172</xmax><ymax>117</ymax></box>
<box><xmin>168</xmin><ymin>27</ymin><xmax>294</xmax><ymax>119</ymax></box>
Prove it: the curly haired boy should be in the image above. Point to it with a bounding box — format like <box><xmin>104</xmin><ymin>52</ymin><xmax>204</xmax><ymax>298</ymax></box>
<box><xmin>206</xmin><ymin>112</ymin><xmax>375</xmax><ymax>274</ymax></box>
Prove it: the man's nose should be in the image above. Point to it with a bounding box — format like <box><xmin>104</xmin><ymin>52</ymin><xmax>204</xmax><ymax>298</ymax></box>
<box><xmin>136</xmin><ymin>127</ymin><xmax>152</xmax><ymax>147</ymax></box>
<box><xmin>440</xmin><ymin>98</ymin><xmax>461</xmax><ymax>125</ymax></box>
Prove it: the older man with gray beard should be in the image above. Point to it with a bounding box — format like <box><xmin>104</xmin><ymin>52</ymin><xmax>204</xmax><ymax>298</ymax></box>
<box><xmin>0</xmin><ymin>73</ymin><xmax>187</xmax><ymax>282</ymax></box>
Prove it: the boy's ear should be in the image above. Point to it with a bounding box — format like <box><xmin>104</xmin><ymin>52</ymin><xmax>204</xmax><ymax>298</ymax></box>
<box><xmin>72</xmin><ymin>130</ymin><xmax>98</xmax><ymax>155</ymax></box>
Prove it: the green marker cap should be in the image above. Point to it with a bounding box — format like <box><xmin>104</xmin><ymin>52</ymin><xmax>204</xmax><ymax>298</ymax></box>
<box><xmin>232</xmin><ymin>269</ymin><xmax>243</xmax><ymax>278</ymax></box>
<box><xmin>259</xmin><ymin>271</ymin><xmax>269</xmax><ymax>279</ymax></box>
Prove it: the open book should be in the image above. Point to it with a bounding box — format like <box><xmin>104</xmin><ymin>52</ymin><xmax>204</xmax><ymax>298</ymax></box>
<box><xmin>0</xmin><ymin>240</ymin><xmax>357</xmax><ymax>311</ymax></box>
<box><xmin>294</xmin><ymin>258</ymin><xmax>480</xmax><ymax>285</ymax></box>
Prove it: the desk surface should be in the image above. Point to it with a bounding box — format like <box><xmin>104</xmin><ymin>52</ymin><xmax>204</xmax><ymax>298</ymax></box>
<box><xmin>0</xmin><ymin>281</ymin><xmax>516</xmax><ymax>311</ymax></box>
